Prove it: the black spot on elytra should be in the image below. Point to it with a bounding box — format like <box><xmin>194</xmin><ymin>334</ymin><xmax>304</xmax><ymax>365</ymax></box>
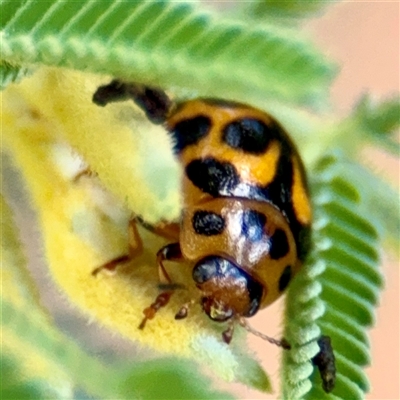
<box><xmin>222</xmin><ymin>118</ymin><xmax>274</xmax><ymax>154</ymax></box>
<box><xmin>269</xmin><ymin>229</ymin><xmax>289</xmax><ymax>260</ymax></box>
<box><xmin>241</xmin><ymin>210</ymin><xmax>266</xmax><ymax>242</ymax></box>
<box><xmin>171</xmin><ymin>115</ymin><xmax>211</xmax><ymax>153</ymax></box>
<box><xmin>192</xmin><ymin>211</ymin><xmax>225</xmax><ymax>236</ymax></box>
<box><xmin>185</xmin><ymin>158</ymin><xmax>240</xmax><ymax>197</ymax></box>
<box><xmin>278</xmin><ymin>265</ymin><xmax>292</xmax><ymax>291</ymax></box>
<box><xmin>260</xmin><ymin>145</ymin><xmax>293</xmax><ymax>210</ymax></box>
<box><xmin>183</xmin><ymin>115</ymin><xmax>311</xmax><ymax>264</ymax></box>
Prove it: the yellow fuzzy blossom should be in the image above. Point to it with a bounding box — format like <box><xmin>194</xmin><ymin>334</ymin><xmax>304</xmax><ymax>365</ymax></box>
<box><xmin>2</xmin><ymin>67</ymin><xmax>270</xmax><ymax>388</ymax></box>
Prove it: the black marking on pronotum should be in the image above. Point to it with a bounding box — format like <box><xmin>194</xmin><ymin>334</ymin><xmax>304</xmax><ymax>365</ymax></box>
<box><xmin>222</xmin><ymin>118</ymin><xmax>276</xmax><ymax>154</ymax></box>
<box><xmin>192</xmin><ymin>211</ymin><xmax>225</xmax><ymax>236</ymax></box>
<box><xmin>241</xmin><ymin>209</ymin><xmax>266</xmax><ymax>242</ymax></box>
<box><xmin>170</xmin><ymin>115</ymin><xmax>211</xmax><ymax>153</ymax></box>
<box><xmin>185</xmin><ymin>158</ymin><xmax>240</xmax><ymax>197</ymax></box>
<box><xmin>269</xmin><ymin>229</ymin><xmax>289</xmax><ymax>260</ymax></box>
<box><xmin>278</xmin><ymin>265</ymin><xmax>292</xmax><ymax>292</ymax></box>
<box><xmin>192</xmin><ymin>256</ymin><xmax>263</xmax><ymax>318</ymax></box>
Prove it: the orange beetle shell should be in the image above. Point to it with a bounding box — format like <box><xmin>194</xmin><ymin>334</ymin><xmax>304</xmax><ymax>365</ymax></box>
<box><xmin>166</xmin><ymin>99</ymin><xmax>312</xmax><ymax>312</ymax></box>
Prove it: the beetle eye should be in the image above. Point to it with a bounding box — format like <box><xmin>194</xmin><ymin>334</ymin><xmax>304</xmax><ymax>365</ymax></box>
<box><xmin>192</xmin><ymin>257</ymin><xmax>218</xmax><ymax>283</ymax></box>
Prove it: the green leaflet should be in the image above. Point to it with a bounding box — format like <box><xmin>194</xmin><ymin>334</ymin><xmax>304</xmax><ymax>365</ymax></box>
<box><xmin>333</xmin><ymin>161</ymin><xmax>400</xmax><ymax>258</ymax></box>
<box><xmin>234</xmin><ymin>352</ymin><xmax>272</xmax><ymax>393</ymax></box>
<box><xmin>355</xmin><ymin>95</ymin><xmax>400</xmax><ymax>139</ymax></box>
<box><xmin>243</xmin><ymin>0</ymin><xmax>333</xmax><ymax>20</ymax></box>
<box><xmin>354</xmin><ymin>95</ymin><xmax>400</xmax><ymax>156</ymax></box>
<box><xmin>0</xmin><ymin>60</ymin><xmax>30</xmax><ymax>90</ymax></box>
<box><xmin>0</xmin><ymin>0</ymin><xmax>335</xmax><ymax>107</ymax></box>
<box><xmin>119</xmin><ymin>358</ymin><xmax>234</xmax><ymax>400</ymax></box>
<box><xmin>281</xmin><ymin>153</ymin><xmax>383</xmax><ymax>399</ymax></box>
<box><xmin>1</xmin><ymin>354</ymin><xmax>62</xmax><ymax>400</ymax></box>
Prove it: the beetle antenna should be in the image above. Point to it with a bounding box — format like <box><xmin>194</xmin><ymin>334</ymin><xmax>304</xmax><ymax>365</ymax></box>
<box><xmin>238</xmin><ymin>318</ymin><xmax>291</xmax><ymax>349</ymax></box>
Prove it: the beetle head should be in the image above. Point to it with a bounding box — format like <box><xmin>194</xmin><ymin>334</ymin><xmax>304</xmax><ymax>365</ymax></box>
<box><xmin>192</xmin><ymin>255</ymin><xmax>263</xmax><ymax>322</ymax></box>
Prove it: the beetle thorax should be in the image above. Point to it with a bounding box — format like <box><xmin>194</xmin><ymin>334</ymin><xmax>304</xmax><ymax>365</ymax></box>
<box><xmin>192</xmin><ymin>256</ymin><xmax>264</xmax><ymax>321</ymax></box>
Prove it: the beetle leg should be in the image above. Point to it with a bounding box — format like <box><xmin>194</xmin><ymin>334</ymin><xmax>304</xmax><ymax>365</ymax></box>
<box><xmin>93</xmin><ymin>79</ymin><xmax>172</xmax><ymax>124</ymax></box>
<box><xmin>222</xmin><ymin>320</ymin><xmax>235</xmax><ymax>344</ymax></box>
<box><xmin>73</xmin><ymin>167</ymin><xmax>98</xmax><ymax>182</ymax></box>
<box><xmin>136</xmin><ymin>216</ymin><xmax>180</xmax><ymax>241</ymax></box>
<box><xmin>156</xmin><ymin>243</ymin><xmax>183</xmax><ymax>284</ymax></box>
<box><xmin>174</xmin><ymin>299</ymin><xmax>196</xmax><ymax>320</ymax></box>
<box><xmin>138</xmin><ymin>243</ymin><xmax>185</xmax><ymax>329</ymax></box>
<box><xmin>92</xmin><ymin>218</ymin><xmax>142</xmax><ymax>276</ymax></box>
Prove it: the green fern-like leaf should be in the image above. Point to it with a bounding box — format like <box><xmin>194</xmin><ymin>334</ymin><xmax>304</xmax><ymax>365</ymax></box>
<box><xmin>119</xmin><ymin>358</ymin><xmax>234</xmax><ymax>400</ymax></box>
<box><xmin>0</xmin><ymin>60</ymin><xmax>29</xmax><ymax>90</ymax></box>
<box><xmin>282</xmin><ymin>153</ymin><xmax>383</xmax><ymax>399</ymax></box>
<box><xmin>244</xmin><ymin>0</ymin><xmax>332</xmax><ymax>20</ymax></box>
<box><xmin>1</xmin><ymin>0</ymin><xmax>335</xmax><ymax>107</ymax></box>
<box><xmin>354</xmin><ymin>95</ymin><xmax>400</xmax><ymax>156</ymax></box>
<box><xmin>355</xmin><ymin>94</ymin><xmax>400</xmax><ymax>136</ymax></box>
<box><xmin>1</xmin><ymin>354</ymin><xmax>60</xmax><ymax>400</ymax></box>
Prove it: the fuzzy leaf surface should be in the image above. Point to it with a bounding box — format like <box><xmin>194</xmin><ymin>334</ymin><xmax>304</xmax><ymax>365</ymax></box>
<box><xmin>281</xmin><ymin>153</ymin><xmax>383</xmax><ymax>399</ymax></box>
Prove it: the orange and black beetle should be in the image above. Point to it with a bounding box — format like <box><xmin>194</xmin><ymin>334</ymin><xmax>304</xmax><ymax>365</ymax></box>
<box><xmin>92</xmin><ymin>80</ymin><xmax>312</xmax><ymax>345</ymax></box>
<box><xmin>92</xmin><ymin>80</ymin><xmax>335</xmax><ymax>393</ymax></box>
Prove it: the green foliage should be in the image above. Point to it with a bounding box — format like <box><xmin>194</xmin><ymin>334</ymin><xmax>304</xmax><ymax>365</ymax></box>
<box><xmin>0</xmin><ymin>60</ymin><xmax>29</xmax><ymax>89</ymax></box>
<box><xmin>337</xmin><ymin>162</ymin><xmax>400</xmax><ymax>255</ymax></box>
<box><xmin>1</xmin><ymin>0</ymin><xmax>398</xmax><ymax>399</ymax></box>
<box><xmin>119</xmin><ymin>358</ymin><xmax>234</xmax><ymax>400</ymax></box>
<box><xmin>354</xmin><ymin>94</ymin><xmax>400</xmax><ymax>155</ymax></box>
<box><xmin>243</xmin><ymin>0</ymin><xmax>332</xmax><ymax>20</ymax></box>
<box><xmin>233</xmin><ymin>353</ymin><xmax>272</xmax><ymax>393</ymax></box>
<box><xmin>1</xmin><ymin>354</ymin><xmax>57</xmax><ymax>400</ymax></box>
<box><xmin>282</xmin><ymin>154</ymin><xmax>383</xmax><ymax>399</ymax></box>
<box><xmin>1</xmin><ymin>0</ymin><xmax>334</xmax><ymax>107</ymax></box>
